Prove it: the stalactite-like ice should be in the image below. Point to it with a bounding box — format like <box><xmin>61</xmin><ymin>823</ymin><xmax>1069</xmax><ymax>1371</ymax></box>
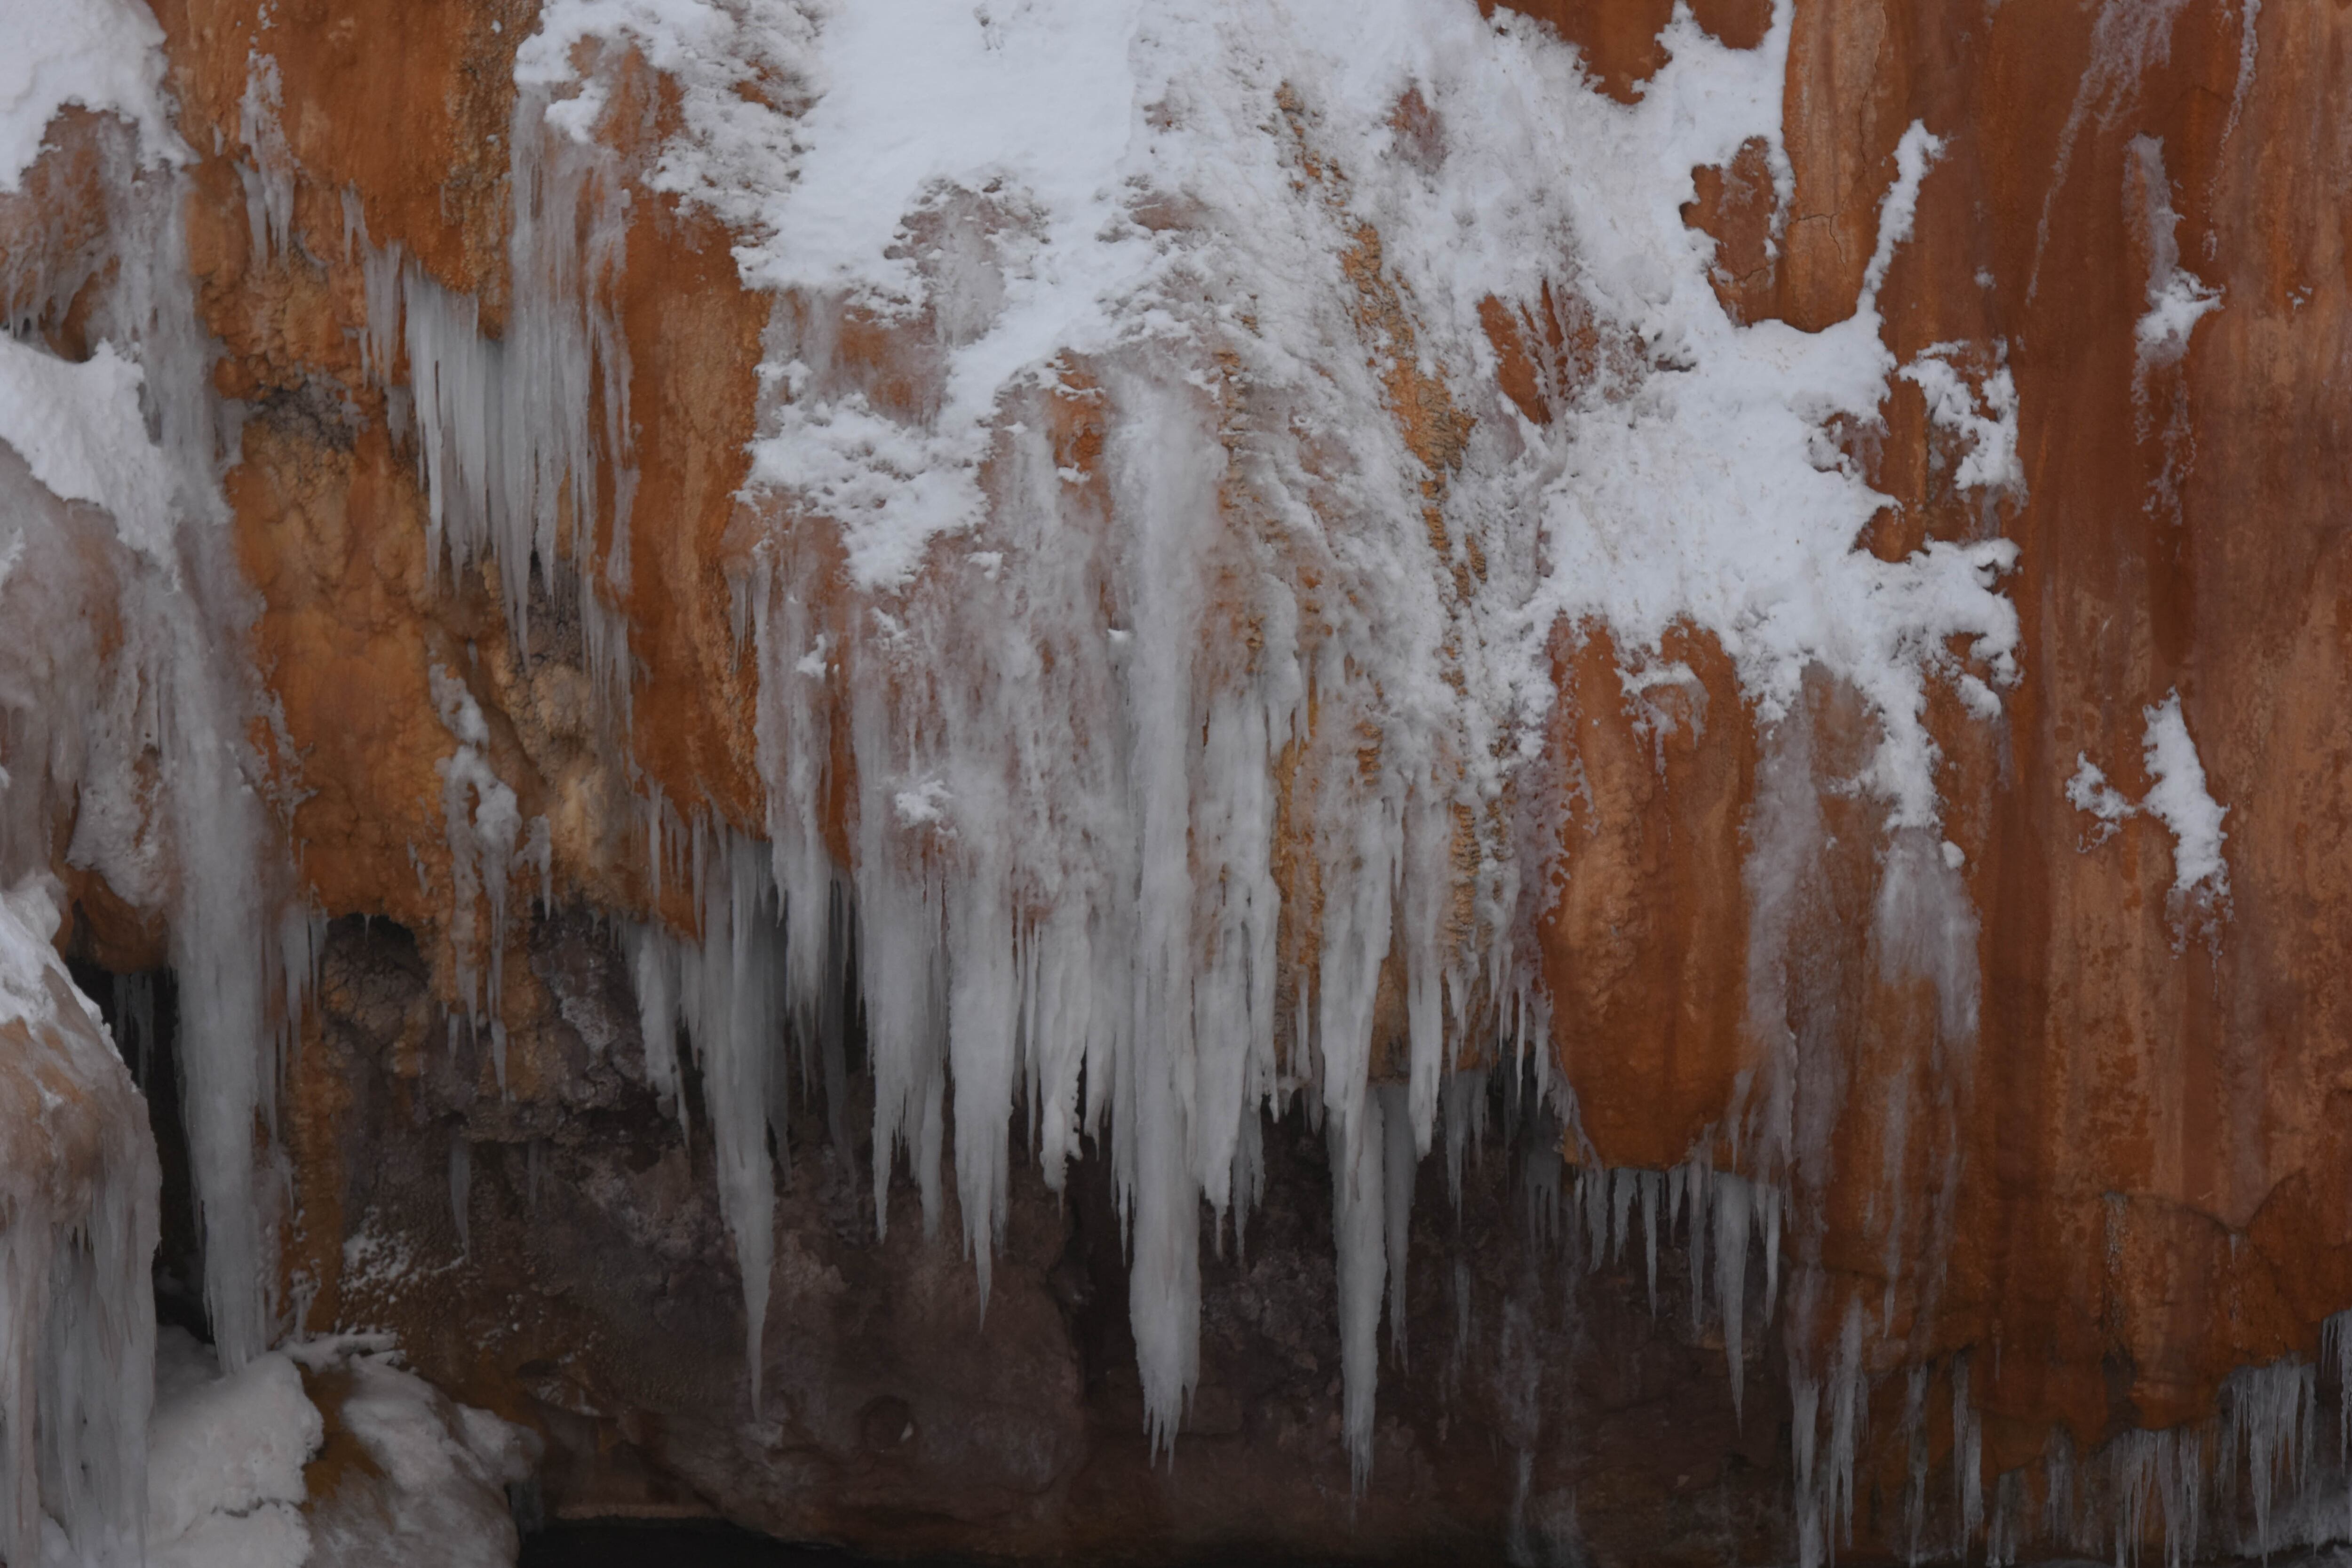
<box><xmin>2224</xmin><ymin>1359</ymin><xmax>2314</xmax><ymax>1559</ymax></box>
<box><xmin>478</xmin><ymin>0</ymin><xmax>2028</xmax><ymax>1481</ymax></box>
<box><xmin>349</xmin><ymin>60</ymin><xmax>640</xmax><ymax>727</ymax></box>
<box><xmin>624</xmin><ymin>829</ymin><xmax>789</xmax><ymax>1415</ymax></box>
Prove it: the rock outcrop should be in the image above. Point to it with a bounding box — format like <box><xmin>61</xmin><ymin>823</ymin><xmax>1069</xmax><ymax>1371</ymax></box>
<box><xmin>3</xmin><ymin>0</ymin><xmax>2350</xmax><ymax>1562</ymax></box>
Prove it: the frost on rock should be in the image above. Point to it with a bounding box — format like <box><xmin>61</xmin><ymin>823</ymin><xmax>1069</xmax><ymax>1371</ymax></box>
<box><xmin>2127</xmin><ymin>136</ymin><xmax>2222</xmax><ymax>381</ymax></box>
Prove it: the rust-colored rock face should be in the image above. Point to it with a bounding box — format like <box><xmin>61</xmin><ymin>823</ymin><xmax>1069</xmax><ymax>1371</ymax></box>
<box><xmin>8</xmin><ymin>0</ymin><xmax>2352</xmax><ymax>1560</ymax></box>
<box><xmin>1505</xmin><ymin>0</ymin><xmax>2352</xmax><ymax>1539</ymax></box>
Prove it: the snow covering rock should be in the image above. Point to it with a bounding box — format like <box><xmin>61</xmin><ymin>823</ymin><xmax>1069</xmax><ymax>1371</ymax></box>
<box><xmin>143</xmin><ymin>1331</ymin><xmax>317</xmax><ymax>1568</ymax></box>
<box><xmin>297</xmin><ymin>1341</ymin><xmax>536</xmax><ymax>1568</ymax></box>
<box><xmin>141</xmin><ymin>1329</ymin><xmax>532</xmax><ymax>1568</ymax></box>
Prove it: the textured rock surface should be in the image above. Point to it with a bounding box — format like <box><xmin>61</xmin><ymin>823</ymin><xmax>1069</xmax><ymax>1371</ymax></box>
<box><xmin>281</xmin><ymin>910</ymin><xmax>1787</xmax><ymax>1560</ymax></box>
<box><xmin>7</xmin><ymin>0</ymin><xmax>2351</xmax><ymax>1560</ymax></box>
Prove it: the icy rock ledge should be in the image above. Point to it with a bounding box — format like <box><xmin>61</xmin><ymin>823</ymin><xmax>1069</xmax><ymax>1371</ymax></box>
<box><xmin>140</xmin><ymin>1331</ymin><xmax>535</xmax><ymax>1568</ymax></box>
<box><xmin>0</xmin><ymin>876</ymin><xmax>157</xmax><ymax>1568</ymax></box>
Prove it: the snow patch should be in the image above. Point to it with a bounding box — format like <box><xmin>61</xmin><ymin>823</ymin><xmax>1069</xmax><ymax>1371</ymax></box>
<box><xmin>141</xmin><ymin>1331</ymin><xmax>533</xmax><ymax>1568</ymax></box>
<box><xmin>0</xmin><ymin>0</ymin><xmax>177</xmax><ymax>191</ymax></box>
<box><xmin>2065</xmin><ymin>689</ymin><xmax>2229</xmax><ymax>908</ymax></box>
<box><xmin>2139</xmin><ymin>690</ymin><xmax>2228</xmax><ymax>900</ymax></box>
<box><xmin>0</xmin><ymin>337</ymin><xmax>177</xmax><ymax>565</ymax></box>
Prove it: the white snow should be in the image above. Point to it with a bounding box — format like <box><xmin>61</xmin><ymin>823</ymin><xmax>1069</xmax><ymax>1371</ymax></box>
<box><xmin>143</xmin><ymin>1331</ymin><xmax>318</xmax><ymax>1568</ymax></box>
<box><xmin>141</xmin><ymin>1331</ymin><xmax>533</xmax><ymax>1568</ymax></box>
<box><xmin>298</xmin><ymin>1341</ymin><xmax>535</xmax><ymax>1568</ymax></box>
<box><xmin>0</xmin><ymin>336</ymin><xmax>178</xmax><ymax>565</ymax></box>
<box><xmin>1900</xmin><ymin>347</ymin><xmax>2023</xmax><ymax>497</ymax></box>
<box><xmin>2065</xmin><ymin>752</ymin><xmax>2135</xmax><ymax>841</ymax></box>
<box><xmin>2138</xmin><ymin>690</ymin><xmax>2228</xmax><ymax>900</ymax></box>
<box><xmin>0</xmin><ymin>0</ymin><xmax>178</xmax><ymax>191</ymax></box>
<box><xmin>2064</xmin><ymin>689</ymin><xmax>2229</xmax><ymax>908</ymax></box>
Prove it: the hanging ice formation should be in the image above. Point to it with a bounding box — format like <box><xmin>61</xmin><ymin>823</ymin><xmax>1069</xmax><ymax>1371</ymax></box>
<box><xmin>493</xmin><ymin>0</ymin><xmax>2028</xmax><ymax>1498</ymax></box>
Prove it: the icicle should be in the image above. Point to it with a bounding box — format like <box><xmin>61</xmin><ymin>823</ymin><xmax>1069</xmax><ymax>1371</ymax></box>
<box><xmin>1954</xmin><ymin>1355</ymin><xmax>1984</xmax><ymax>1554</ymax></box>
<box><xmin>623</xmin><ymin>829</ymin><xmax>787</xmax><ymax>1414</ymax></box>
<box><xmin>1520</xmin><ymin>1133</ymin><xmax>1563</xmax><ymax>1251</ymax></box>
<box><xmin>1441</xmin><ymin>1072</ymin><xmax>1487</xmax><ymax>1217</ymax></box>
<box><xmin>449</xmin><ymin>1137</ymin><xmax>471</xmax><ymax>1261</ymax></box>
<box><xmin>2225</xmin><ymin>1358</ymin><xmax>2314</xmax><ymax>1560</ymax></box>
<box><xmin>1608</xmin><ymin>1168</ymin><xmax>1634</xmax><ymax>1266</ymax></box>
<box><xmin>1130</xmin><ymin>1047</ymin><xmax>1202</xmax><ymax>1459</ymax></box>
<box><xmin>1796</xmin><ymin>1298</ymin><xmax>1871</xmax><ymax>1568</ymax></box>
<box><xmin>1903</xmin><ymin>1363</ymin><xmax>1931</xmax><ymax>1562</ymax></box>
<box><xmin>1332</xmin><ymin>1089</ymin><xmax>1387</xmax><ymax>1489</ymax></box>
<box><xmin>2330</xmin><ymin>1308</ymin><xmax>2352</xmax><ymax>1542</ymax></box>
<box><xmin>1639</xmin><ymin>1169</ymin><xmax>1661</xmax><ymax>1314</ymax></box>
<box><xmin>2045</xmin><ymin>1425</ymin><xmax>2078</xmax><ymax>1549</ymax></box>
<box><xmin>946</xmin><ymin>853</ymin><xmax>1017</xmax><ymax>1305</ymax></box>
<box><xmin>235</xmin><ymin>54</ymin><xmax>295</xmax><ymax>265</ymax></box>
<box><xmin>1380</xmin><ymin>1080</ymin><xmax>1415</xmax><ymax>1366</ymax></box>
<box><xmin>1714</xmin><ymin>1170</ymin><xmax>1751</xmax><ymax>1421</ymax></box>
<box><xmin>1684</xmin><ymin>1152</ymin><xmax>1710</xmax><ymax>1332</ymax></box>
<box><xmin>431</xmin><ymin>664</ymin><xmax>523</xmax><ymax>1087</ymax></box>
<box><xmin>2110</xmin><ymin>1425</ymin><xmax>2204</xmax><ymax>1568</ymax></box>
<box><xmin>626</xmin><ymin>923</ymin><xmax>687</xmax><ymax>1141</ymax></box>
<box><xmin>686</xmin><ymin>833</ymin><xmax>788</xmax><ymax>1416</ymax></box>
<box><xmin>111</xmin><ymin>971</ymin><xmax>155</xmax><ymax>1081</ymax></box>
<box><xmin>1792</xmin><ymin>1370</ymin><xmax>1824</xmax><ymax>1568</ymax></box>
<box><xmin>1828</xmin><ymin>1303</ymin><xmax>1867</xmax><ymax>1552</ymax></box>
<box><xmin>1986</xmin><ymin>1468</ymin><xmax>2025</xmax><ymax>1568</ymax></box>
<box><xmin>354</xmin><ymin>70</ymin><xmax>637</xmax><ymax>731</ymax></box>
<box><xmin>1451</xmin><ymin>1257</ymin><xmax>1472</xmax><ymax>1378</ymax></box>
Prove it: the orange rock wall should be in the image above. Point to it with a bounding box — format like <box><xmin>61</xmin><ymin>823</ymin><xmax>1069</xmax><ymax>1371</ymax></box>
<box><xmin>55</xmin><ymin>0</ymin><xmax>2352</xmax><ymax>1548</ymax></box>
<box><xmin>1527</xmin><ymin>0</ymin><xmax>2352</xmax><ymax>1508</ymax></box>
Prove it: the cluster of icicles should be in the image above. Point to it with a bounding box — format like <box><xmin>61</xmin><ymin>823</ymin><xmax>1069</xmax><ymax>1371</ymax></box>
<box><xmin>0</xmin><ymin>13</ymin><xmax>2313</xmax><ymax>1568</ymax></box>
